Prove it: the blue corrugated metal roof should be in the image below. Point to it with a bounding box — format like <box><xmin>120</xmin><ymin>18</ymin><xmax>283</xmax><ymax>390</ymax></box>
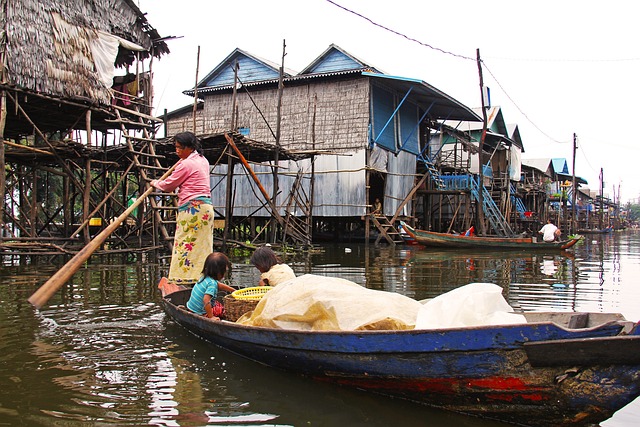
<box><xmin>193</xmin><ymin>48</ymin><xmax>296</xmax><ymax>91</ymax></box>
<box><xmin>184</xmin><ymin>46</ymin><xmax>479</xmax><ymax>123</ymax></box>
<box><xmin>300</xmin><ymin>44</ymin><xmax>383</xmax><ymax>75</ymax></box>
<box><xmin>363</xmin><ymin>72</ymin><xmax>480</xmax><ymax>122</ymax></box>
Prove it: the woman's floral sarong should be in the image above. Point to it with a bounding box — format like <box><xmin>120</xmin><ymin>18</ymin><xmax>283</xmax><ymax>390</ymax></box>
<box><xmin>168</xmin><ymin>198</ymin><xmax>214</xmax><ymax>285</ymax></box>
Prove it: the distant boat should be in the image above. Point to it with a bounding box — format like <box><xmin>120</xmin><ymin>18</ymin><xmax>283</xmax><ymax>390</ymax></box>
<box><xmin>576</xmin><ymin>226</ymin><xmax>613</xmax><ymax>234</ymax></box>
<box><xmin>162</xmin><ymin>287</ymin><xmax>640</xmax><ymax>427</ymax></box>
<box><xmin>401</xmin><ymin>222</ymin><xmax>582</xmax><ymax>250</ymax></box>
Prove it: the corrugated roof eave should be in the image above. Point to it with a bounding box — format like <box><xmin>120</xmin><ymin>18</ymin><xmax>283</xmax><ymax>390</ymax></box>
<box><xmin>184</xmin><ymin>68</ymin><xmax>368</xmax><ymax>96</ymax></box>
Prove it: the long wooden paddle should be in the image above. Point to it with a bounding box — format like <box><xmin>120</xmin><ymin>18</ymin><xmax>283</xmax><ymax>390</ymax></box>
<box><xmin>28</xmin><ymin>164</ymin><xmax>177</xmax><ymax>309</ymax></box>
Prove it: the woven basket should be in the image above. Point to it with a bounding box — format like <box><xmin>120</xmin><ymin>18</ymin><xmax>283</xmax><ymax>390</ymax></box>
<box><xmin>223</xmin><ymin>287</ymin><xmax>273</xmax><ymax>322</ymax></box>
<box><xmin>223</xmin><ymin>294</ymin><xmax>260</xmax><ymax>322</ymax></box>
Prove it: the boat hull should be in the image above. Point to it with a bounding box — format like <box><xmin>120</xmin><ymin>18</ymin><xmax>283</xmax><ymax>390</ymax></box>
<box><xmin>402</xmin><ymin>223</ymin><xmax>582</xmax><ymax>250</ymax></box>
<box><xmin>162</xmin><ymin>289</ymin><xmax>640</xmax><ymax>426</ymax></box>
<box><xmin>577</xmin><ymin>227</ymin><xmax>613</xmax><ymax>234</ymax></box>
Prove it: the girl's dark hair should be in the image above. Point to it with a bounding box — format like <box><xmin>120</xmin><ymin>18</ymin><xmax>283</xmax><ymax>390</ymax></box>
<box><xmin>202</xmin><ymin>252</ymin><xmax>230</xmax><ymax>280</ymax></box>
<box><xmin>173</xmin><ymin>131</ymin><xmax>203</xmax><ymax>155</ymax></box>
<box><xmin>250</xmin><ymin>246</ymin><xmax>281</xmax><ymax>272</ymax></box>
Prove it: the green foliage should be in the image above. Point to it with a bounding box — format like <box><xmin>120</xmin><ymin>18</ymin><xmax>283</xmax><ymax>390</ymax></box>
<box><xmin>626</xmin><ymin>203</ymin><xmax>640</xmax><ymax>222</ymax></box>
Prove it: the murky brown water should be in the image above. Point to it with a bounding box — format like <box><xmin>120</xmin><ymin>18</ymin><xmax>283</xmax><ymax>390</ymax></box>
<box><xmin>1</xmin><ymin>231</ymin><xmax>639</xmax><ymax>426</ymax></box>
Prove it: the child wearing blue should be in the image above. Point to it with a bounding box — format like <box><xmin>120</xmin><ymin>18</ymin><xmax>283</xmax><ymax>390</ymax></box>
<box><xmin>186</xmin><ymin>252</ymin><xmax>235</xmax><ymax>319</ymax></box>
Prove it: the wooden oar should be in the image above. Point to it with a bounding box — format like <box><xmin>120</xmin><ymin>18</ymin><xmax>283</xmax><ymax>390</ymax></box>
<box><xmin>28</xmin><ymin>164</ymin><xmax>177</xmax><ymax>309</ymax></box>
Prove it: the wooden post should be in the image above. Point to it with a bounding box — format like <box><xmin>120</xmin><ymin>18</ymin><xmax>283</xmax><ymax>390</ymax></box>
<box><xmin>223</xmin><ymin>61</ymin><xmax>240</xmax><ymax>249</ymax></box>
<box><xmin>0</xmin><ymin>90</ymin><xmax>6</xmax><ymax>237</ymax></box>
<box><xmin>0</xmin><ymin>36</ymin><xmax>7</xmax><ymax>237</ymax></box>
<box><xmin>231</xmin><ymin>60</ymin><xmax>239</xmax><ymax>130</ymax></box>
<box><xmin>83</xmin><ymin>158</ymin><xmax>91</xmax><ymax>243</ymax></box>
<box><xmin>192</xmin><ymin>46</ymin><xmax>200</xmax><ymax>133</ymax></box>
<box><xmin>30</xmin><ymin>169</ymin><xmax>37</xmax><ymax>237</ymax></box>
<box><xmin>599</xmin><ymin>168</ymin><xmax>604</xmax><ymax>230</ymax></box>
<box><xmin>84</xmin><ymin>110</ymin><xmax>92</xmax><ymax>243</ymax></box>
<box><xmin>224</xmin><ymin>133</ymin><xmax>286</xmax><ymax>226</ymax></box>
<box><xmin>571</xmin><ymin>133</ymin><xmax>577</xmax><ymax>234</ymax></box>
<box><xmin>310</xmin><ymin>95</ymin><xmax>317</xmax><ymax>242</ymax></box>
<box><xmin>222</xmin><ymin>145</ymin><xmax>234</xmax><ymax>250</ymax></box>
<box><xmin>476</xmin><ymin>48</ymin><xmax>487</xmax><ymax>235</ymax></box>
<box><xmin>271</xmin><ymin>39</ymin><xmax>286</xmax><ymax>242</ymax></box>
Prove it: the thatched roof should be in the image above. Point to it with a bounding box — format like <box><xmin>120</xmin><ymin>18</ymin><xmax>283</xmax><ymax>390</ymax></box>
<box><xmin>3</xmin><ymin>0</ymin><xmax>168</xmax><ymax>100</ymax></box>
<box><xmin>0</xmin><ymin>0</ymin><xmax>169</xmax><ymax>138</ymax></box>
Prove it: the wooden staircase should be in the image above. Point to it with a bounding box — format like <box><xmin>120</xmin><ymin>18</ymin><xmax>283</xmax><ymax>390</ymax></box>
<box><xmin>113</xmin><ymin>106</ymin><xmax>176</xmax><ymax>252</ymax></box>
<box><xmin>370</xmin><ymin>214</ymin><xmax>404</xmax><ymax>245</ymax></box>
<box><xmin>282</xmin><ymin>170</ymin><xmax>312</xmax><ymax>246</ymax></box>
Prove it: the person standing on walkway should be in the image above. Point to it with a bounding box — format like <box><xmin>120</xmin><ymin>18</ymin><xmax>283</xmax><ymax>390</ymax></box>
<box><xmin>151</xmin><ymin>132</ymin><xmax>214</xmax><ymax>284</ymax></box>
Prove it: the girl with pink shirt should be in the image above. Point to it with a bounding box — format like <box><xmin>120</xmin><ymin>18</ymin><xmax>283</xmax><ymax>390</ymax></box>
<box><xmin>151</xmin><ymin>132</ymin><xmax>214</xmax><ymax>285</ymax></box>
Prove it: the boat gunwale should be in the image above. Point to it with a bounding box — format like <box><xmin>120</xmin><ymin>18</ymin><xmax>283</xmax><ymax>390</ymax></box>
<box><xmin>161</xmin><ymin>289</ymin><xmax>634</xmax><ymax>351</ymax></box>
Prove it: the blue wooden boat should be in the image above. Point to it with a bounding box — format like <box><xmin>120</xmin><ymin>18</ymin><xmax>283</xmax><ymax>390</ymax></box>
<box><xmin>401</xmin><ymin>222</ymin><xmax>582</xmax><ymax>250</ymax></box>
<box><xmin>161</xmin><ymin>288</ymin><xmax>640</xmax><ymax>426</ymax></box>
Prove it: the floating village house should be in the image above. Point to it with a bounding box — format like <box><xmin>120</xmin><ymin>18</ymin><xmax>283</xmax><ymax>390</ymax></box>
<box><xmin>165</xmin><ymin>44</ymin><xmax>481</xmax><ymax>244</ymax></box>
<box><xmin>521</xmin><ymin>158</ymin><xmax>590</xmax><ymax>232</ymax></box>
<box><xmin>0</xmin><ymin>0</ymin><xmax>170</xmax><ymax>256</ymax></box>
<box><xmin>433</xmin><ymin>106</ymin><xmax>528</xmax><ymax>236</ymax></box>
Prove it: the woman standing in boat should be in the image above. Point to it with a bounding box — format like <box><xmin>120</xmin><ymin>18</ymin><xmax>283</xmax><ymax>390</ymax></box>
<box><xmin>151</xmin><ymin>132</ymin><xmax>214</xmax><ymax>285</ymax></box>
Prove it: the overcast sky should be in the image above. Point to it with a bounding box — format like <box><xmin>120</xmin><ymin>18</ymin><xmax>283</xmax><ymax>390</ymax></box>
<box><xmin>139</xmin><ymin>0</ymin><xmax>640</xmax><ymax>203</ymax></box>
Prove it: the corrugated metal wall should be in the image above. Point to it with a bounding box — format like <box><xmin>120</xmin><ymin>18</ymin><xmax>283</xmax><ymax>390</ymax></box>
<box><xmin>209</xmin><ymin>148</ymin><xmax>415</xmax><ymax>219</ymax></box>
<box><xmin>210</xmin><ymin>151</ymin><xmax>369</xmax><ymax>218</ymax></box>
<box><xmin>384</xmin><ymin>149</ymin><xmax>416</xmax><ymax>216</ymax></box>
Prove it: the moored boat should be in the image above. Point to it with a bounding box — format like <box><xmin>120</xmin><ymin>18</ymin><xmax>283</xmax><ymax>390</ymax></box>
<box><xmin>401</xmin><ymin>222</ymin><xmax>582</xmax><ymax>250</ymax></box>
<box><xmin>161</xmin><ymin>288</ymin><xmax>640</xmax><ymax>426</ymax></box>
<box><xmin>576</xmin><ymin>226</ymin><xmax>613</xmax><ymax>234</ymax></box>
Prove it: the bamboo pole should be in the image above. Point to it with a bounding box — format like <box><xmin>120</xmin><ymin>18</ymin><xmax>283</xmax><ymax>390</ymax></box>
<box><xmin>0</xmin><ymin>90</ymin><xmax>6</xmax><ymax>237</ymax></box>
<box><xmin>192</xmin><ymin>46</ymin><xmax>200</xmax><ymax>133</ymax></box>
<box><xmin>571</xmin><ymin>133</ymin><xmax>577</xmax><ymax>234</ymax></box>
<box><xmin>271</xmin><ymin>39</ymin><xmax>286</xmax><ymax>242</ymax></box>
<box><xmin>27</xmin><ymin>164</ymin><xmax>176</xmax><ymax>309</ymax></box>
<box><xmin>224</xmin><ymin>133</ymin><xmax>283</xmax><ymax>224</ymax></box>
<box><xmin>476</xmin><ymin>48</ymin><xmax>487</xmax><ymax>235</ymax></box>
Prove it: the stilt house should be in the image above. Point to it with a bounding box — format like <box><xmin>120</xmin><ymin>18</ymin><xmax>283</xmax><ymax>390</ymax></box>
<box><xmin>430</xmin><ymin>106</ymin><xmax>526</xmax><ymax>236</ymax></box>
<box><xmin>521</xmin><ymin>158</ymin><xmax>589</xmax><ymax>232</ymax></box>
<box><xmin>165</xmin><ymin>44</ymin><xmax>480</xmax><ymax>244</ymax></box>
<box><xmin>0</xmin><ymin>0</ymin><xmax>169</xmax><ymax>255</ymax></box>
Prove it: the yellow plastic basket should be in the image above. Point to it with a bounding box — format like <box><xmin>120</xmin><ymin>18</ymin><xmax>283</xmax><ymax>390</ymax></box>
<box><xmin>231</xmin><ymin>286</ymin><xmax>273</xmax><ymax>301</ymax></box>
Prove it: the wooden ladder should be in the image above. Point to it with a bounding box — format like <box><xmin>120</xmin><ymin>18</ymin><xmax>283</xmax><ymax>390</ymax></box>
<box><xmin>112</xmin><ymin>106</ymin><xmax>176</xmax><ymax>252</ymax></box>
<box><xmin>282</xmin><ymin>170</ymin><xmax>312</xmax><ymax>246</ymax></box>
<box><xmin>370</xmin><ymin>214</ymin><xmax>404</xmax><ymax>245</ymax></box>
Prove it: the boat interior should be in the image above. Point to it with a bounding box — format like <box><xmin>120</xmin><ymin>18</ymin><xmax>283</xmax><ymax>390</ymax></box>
<box><xmin>165</xmin><ymin>289</ymin><xmax>636</xmax><ymax>333</ymax></box>
<box><xmin>521</xmin><ymin>311</ymin><xmax>632</xmax><ymax>330</ymax></box>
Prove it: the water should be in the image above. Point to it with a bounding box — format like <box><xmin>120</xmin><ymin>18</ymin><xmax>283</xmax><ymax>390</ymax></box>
<box><xmin>1</xmin><ymin>231</ymin><xmax>639</xmax><ymax>426</ymax></box>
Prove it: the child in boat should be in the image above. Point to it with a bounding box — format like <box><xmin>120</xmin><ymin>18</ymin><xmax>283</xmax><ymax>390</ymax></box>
<box><xmin>186</xmin><ymin>252</ymin><xmax>236</xmax><ymax>319</ymax></box>
<box><xmin>250</xmin><ymin>246</ymin><xmax>296</xmax><ymax>287</ymax></box>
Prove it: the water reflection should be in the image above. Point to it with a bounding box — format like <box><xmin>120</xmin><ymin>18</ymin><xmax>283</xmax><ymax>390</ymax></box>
<box><xmin>0</xmin><ymin>232</ymin><xmax>639</xmax><ymax>425</ymax></box>
<box><xmin>152</xmin><ymin>323</ymin><xmax>509</xmax><ymax>427</ymax></box>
